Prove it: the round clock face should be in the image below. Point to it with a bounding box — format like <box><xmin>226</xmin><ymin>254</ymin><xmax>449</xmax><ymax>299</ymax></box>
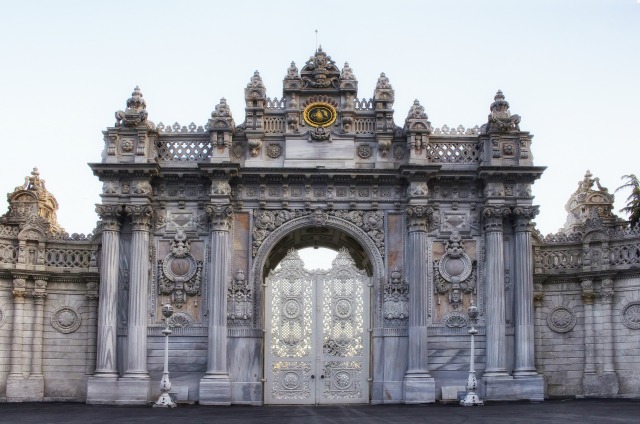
<box><xmin>303</xmin><ymin>102</ymin><xmax>337</xmax><ymax>128</ymax></box>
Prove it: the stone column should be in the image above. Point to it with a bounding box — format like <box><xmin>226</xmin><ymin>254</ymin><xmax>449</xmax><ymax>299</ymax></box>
<box><xmin>482</xmin><ymin>206</ymin><xmax>510</xmax><ymax>377</ymax></box>
<box><xmin>85</xmin><ymin>280</ymin><xmax>99</xmax><ymax>376</ymax></box>
<box><xmin>512</xmin><ymin>207</ymin><xmax>538</xmax><ymax>377</ymax></box>
<box><xmin>93</xmin><ymin>205</ymin><xmax>122</xmax><ymax>377</ymax></box>
<box><xmin>199</xmin><ymin>203</ymin><xmax>233</xmax><ymax>405</ymax></box>
<box><xmin>403</xmin><ymin>205</ymin><xmax>435</xmax><ymax>403</ymax></box>
<box><xmin>6</xmin><ymin>275</ymin><xmax>29</xmax><ymax>401</ymax></box>
<box><xmin>123</xmin><ymin>205</ymin><xmax>153</xmax><ymax>379</ymax></box>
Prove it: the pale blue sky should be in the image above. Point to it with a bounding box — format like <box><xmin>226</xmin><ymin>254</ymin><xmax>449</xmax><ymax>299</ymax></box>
<box><xmin>1</xmin><ymin>0</ymin><xmax>638</xmax><ymax>242</ymax></box>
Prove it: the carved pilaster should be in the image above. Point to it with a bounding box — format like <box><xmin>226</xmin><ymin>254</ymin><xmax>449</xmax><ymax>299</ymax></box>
<box><xmin>600</xmin><ymin>278</ymin><xmax>616</xmax><ymax>375</ymax></box>
<box><xmin>85</xmin><ymin>280</ymin><xmax>99</xmax><ymax>376</ymax></box>
<box><xmin>10</xmin><ymin>276</ymin><xmax>28</xmax><ymax>376</ymax></box>
<box><xmin>31</xmin><ymin>278</ymin><xmax>47</xmax><ymax>376</ymax></box>
<box><xmin>581</xmin><ymin>279</ymin><xmax>596</xmax><ymax>375</ymax></box>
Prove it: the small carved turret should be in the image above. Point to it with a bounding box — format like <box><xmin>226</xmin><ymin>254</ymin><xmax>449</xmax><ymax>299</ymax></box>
<box><xmin>284</xmin><ymin>61</ymin><xmax>302</xmax><ymax>90</ymax></box>
<box><xmin>1</xmin><ymin>167</ymin><xmax>64</xmax><ymax>236</ymax></box>
<box><xmin>404</xmin><ymin>99</ymin><xmax>432</xmax><ymax>156</ymax></box>
<box><xmin>208</xmin><ymin>98</ymin><xmax>236</xmax><ymax>148</ymax></box>
<box><xmin>481</xmin><ymin>90</ymin><xmax>521</xmax><ymax>134</ymax></box>
<box><xmin>115</xmin><ymin>86</ymin><xmax>154</xmax><ymax>129</ymax></box>
<box><xmin>339</xmin><ymin>62</ymin><xmax>358</xmax><ymax>91</ymax></box>
<box><xmin>373</xmin><ymin>73</ymin><xmax>396</xmax><ymax>156</ymax></box>
<box><xmin>244</xmin><ymin>71</ymin><xmax>266</xmax><ymax>156</ymax></box>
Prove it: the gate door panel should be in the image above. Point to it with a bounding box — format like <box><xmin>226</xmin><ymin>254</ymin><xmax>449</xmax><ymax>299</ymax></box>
<box><xmin>265</xmin><ymin>248</ymin><xmax>370</xmax><ymax>405</ymax></box>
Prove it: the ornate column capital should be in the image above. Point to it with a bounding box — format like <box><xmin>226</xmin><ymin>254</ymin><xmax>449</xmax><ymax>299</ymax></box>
<box><xmin>406</xmin><ymin>205</ymin><xmax>433</xmax><ymax>232</ymax></box>
<box><xmin>533</xmin><ymin>282</ymin><xmax>545</xmax><ymax>307</ymax></box>
<box><xmin>512</xmin><ymin>205</ymin><xmax>539</xmax><ymax>232</ymax></box>
<box><xmin>124</xmin><ymin>204</ymin><xmax>154</xmax><ymax>231</ymax></box>
<box><xmin>33</xmin><ymin>277</ymin><xmax>48</xmax><ymax>304</ymax></box>
<box><xmin>482</xmin><ymin>205</ymin><xmax>510</xmax><ymax>232</ymax></box>
<box><xmin>95</xmin><ymin>204</ymin><xmax>123</xmax><ymax>231</ymax></box>
<box><xmin>581</xmin><ymin>279</ymin><xmax>595</xmax><ymax>304</ymax></box>
<box><xmin>205</xmin><ymin>204</ymin><xmax>233</xmax><ymax>231</ymax></box>
<box><xmin>85</xmin><ymin>280</ymin><xmax>99</xmax><ymax>302</ymax></box>
<box><xmin>600</xmin><ymin>277</ymin><xmax>614</xmax><ymax>304</ymax></box>
<box><xmin>12</xmin><ymin>276</ymin><xmax>27</xmax><ymax>303</ymax></box>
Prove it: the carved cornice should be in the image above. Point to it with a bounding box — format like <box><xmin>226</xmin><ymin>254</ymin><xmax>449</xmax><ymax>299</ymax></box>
<box><xmin>205</xmin><ymin>204</ymin><xmax>233</xmax><ymax>231</ymax></box>
<box><xmin>406</xmin><ymin>205</ymin><xmax>433</xmax><ymax>232</ymax></box>
<box><xmin>124</xmin><ymin>204</ymin><xmax>154</xmax><ymax>231</ymax></box>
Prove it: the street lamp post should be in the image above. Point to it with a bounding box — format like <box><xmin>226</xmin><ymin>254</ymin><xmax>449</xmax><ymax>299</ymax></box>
<box><xmin>461</xmin><ymin>302</ymin><xmax>484</xmax><ymax>406</ymax></box>
<box><xmin>154</xmin><ymin>303</ymin><xmax>177</xmax><ymax>408</ymax></box>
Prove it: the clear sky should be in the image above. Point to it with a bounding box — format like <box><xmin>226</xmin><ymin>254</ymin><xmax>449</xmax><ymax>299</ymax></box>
<box><xmin>1</xmin><ymin>0</ymin><xmax>638</xmax><ymax>241</ymax></box>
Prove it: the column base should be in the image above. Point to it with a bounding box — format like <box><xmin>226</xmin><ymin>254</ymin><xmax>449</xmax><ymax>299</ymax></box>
<box><xmin>582</xmin><ymin>372</ymin><xmax>619</xmax><ymax>398</ymax></box>
<box><xmin>199</xmin><ymin>375</ymin><xmax>231</xmax><ymax>405</ymax></box>
<box><xmin>86</xmin><ymin>376</ymin><xmax>151</xmax><ymax>405</ymax></box>
<box><xmin>403</xmin><ymin>374</ymin><xmax>436</xmax><ymax>404</ymax></box>
<box><xmin>6</xmin><ymin>375</ymin><xmax>44</xmax><ymax>402</ymax></box>
<box><xmin>482</xmin><ymin>374</ymin><xmax>544</xmax><ymax>401</ymax></box>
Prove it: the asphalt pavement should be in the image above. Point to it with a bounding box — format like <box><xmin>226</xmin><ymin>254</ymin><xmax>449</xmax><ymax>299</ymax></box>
<box><xmin>0</xmin><ymin>399</ymin><xmax>639</xmax><ymax>424</ymax></box>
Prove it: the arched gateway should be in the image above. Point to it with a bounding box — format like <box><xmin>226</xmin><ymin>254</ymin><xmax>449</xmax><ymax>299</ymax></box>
<box><xmin>84</xmin><ymin>48</ymin><xmax>546</xmax><ymax>405</ymax></box>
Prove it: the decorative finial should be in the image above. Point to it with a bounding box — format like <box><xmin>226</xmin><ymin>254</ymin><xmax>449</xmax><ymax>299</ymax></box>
<box><xmin>481</xmin><ymin>89</ymin><xmax>521</xmax><ymax>133</ymax></box>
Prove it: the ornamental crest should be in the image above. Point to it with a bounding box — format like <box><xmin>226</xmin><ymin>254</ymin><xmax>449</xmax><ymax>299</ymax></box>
<box><xmin>434</xmin><ymin>232</ymin><xmax>476</xmax><ymax>310</ymax></box>
<box><xmin>158</xmin><ymin>228</ymin><xmax>202</xmax><ymax>308</ymax></box>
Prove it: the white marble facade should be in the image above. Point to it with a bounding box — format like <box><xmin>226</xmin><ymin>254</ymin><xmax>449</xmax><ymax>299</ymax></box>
<box><xmin>0</xmin><ymin>50</ymin><xmax>639</xmax><ymax>405</ymax></box>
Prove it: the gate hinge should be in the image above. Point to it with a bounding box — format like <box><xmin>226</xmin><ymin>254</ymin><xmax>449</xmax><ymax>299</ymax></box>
<box><xmin>262</xmin><ymin>328</ymin><xmax>266</xmax><ymax>333</ymax></box>
<box><xmin>367</xmin><ymin>378</ymin><xmax>373</xmax><ymax>382</ymax></box>
<box><xmin>367</xmin><ymin>328</ymin><xmax>372</xmax><ymax>333</ymax></box>
<box><xmin>260</xmin><ymin>378</ymin><xmax>266</xmax><ymax>382</ymax></box>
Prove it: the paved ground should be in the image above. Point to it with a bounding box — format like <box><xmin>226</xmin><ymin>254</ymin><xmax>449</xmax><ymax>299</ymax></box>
<box><xmin>0</xmin><ymin>399</ymin><xmax>639</xmax><ymax>424</ymax></box>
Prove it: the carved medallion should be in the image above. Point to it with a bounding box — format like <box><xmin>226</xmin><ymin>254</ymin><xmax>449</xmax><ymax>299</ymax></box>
<box><xmin>547</xmin><ymin>306</ymin><xmax>576</xmax><ymax>333</ymax></box>
<box><xmin>158</xmin><ymin>229</ymin><xmax>202</xmax><ymax>308</ymax></box>
<box><xmin>357</xmin><ymin>145</ymin><xmax>372</xmax><ymax>159</ymax></box>
<box><xmin>267</xmin><ymin>144</ymin><xmax>282</xmax><ymax>158</ymax></box>
<box><xmin>622</xmin><ymin>301</ymin><xmax>640</xmax><ymax>330</ymax></box>
<box><xmin>51</xmin><ymin>306</ymin><xmax>82</xmax><ymax>334</ymax></box>
<box><xmin>303</xmin><ymin>102</ymin><xmax>337</xmax><ymax>128</ymax></box>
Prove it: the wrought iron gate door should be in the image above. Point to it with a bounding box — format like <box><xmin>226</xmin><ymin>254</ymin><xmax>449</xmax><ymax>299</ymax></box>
<box><xmin>265</xmin><ymin>248</ymin><xmax>370</xmax><ymax>404</ymax></box>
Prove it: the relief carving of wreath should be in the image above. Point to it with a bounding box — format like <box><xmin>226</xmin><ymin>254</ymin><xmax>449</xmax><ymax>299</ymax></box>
<box><xmin>621</xmin><ymin>301</ymin><xmax>640</xmax><ymax>330</ymax></box>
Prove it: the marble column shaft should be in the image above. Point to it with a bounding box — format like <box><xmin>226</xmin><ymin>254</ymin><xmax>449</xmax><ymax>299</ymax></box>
<box><xmin>483</xmin><ymin>210</ymin><xmax>508</xmax><ymax>376</ymax></box>
<box><xmin>204</xmin><ymin>204</ymin><xmax>232</xmax><ymax>377</ymax></box>
<box><xmin>31</xmin><ymin>279</ymin><xmax>47</xmax><ymax>376</ymax></box>
<box><xmin>10</xmin><ymin>277</ymin><xmax>28</xmax><ymax>376</ymax></box>
<box><xmin>406</xmin><ymin>229</ymin><xmax>430</xmax><ymax>375</ymax></box>
<box><xmin>124</xmin><ymin>206</ymin><xmax>152</xmax><ymax>377</ymax></box>
<box><xmin>94</xmin><ymin>207</ymin><xmax>121</xmax><ymax>376</ymax></box>
<box><xmin>513</xmin><ymin>213</ymin><xmax>536</xmax><ymax>376</ymax></box>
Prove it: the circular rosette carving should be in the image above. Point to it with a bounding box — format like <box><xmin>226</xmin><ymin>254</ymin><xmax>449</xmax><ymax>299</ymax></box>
<box><xmin>547</xmin><ymin>306</ymin><xmax>576</xmax><ymax>333</ymax></box>
<box><xmin>438</xmin><ymin>252</ymin><xmax>472</xmax><ymax>284</ymax></box>
<box><xmin>334</xmin><ymin>299</ymin><xmax>353</xmax><ymax>319</ymax></box>
<box><xmin>162</xmin><ymin>251</ymin><xmax>197</xmax><ymax>283</ymax></box>
<box><xmin>357</xmin><ymin>145</ymin><xmax>372</xmax><ymax>159</ymax></box>
<box><xmin>266</xmin><ymin>144</ymin><xmax>282</xmax><ymax>158</ymax></box>
<box><xmin>333</xmin><ymin>371</ymin><xmax>352</xmax><ymax>389</ymax></box>
<box><xmin>282</xmin><ymin>371</ymin><xmax>301</xmax><ymax>390</ymax></box>
<box><xmin>51</xmin><ymin>306</ymin><xmax>81</xmax><ymax>334</ymax></box>
<box><xmin>621</xmin><ymin>301</ymin><xmax>640</xmax><ymax>330</ymax></box>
